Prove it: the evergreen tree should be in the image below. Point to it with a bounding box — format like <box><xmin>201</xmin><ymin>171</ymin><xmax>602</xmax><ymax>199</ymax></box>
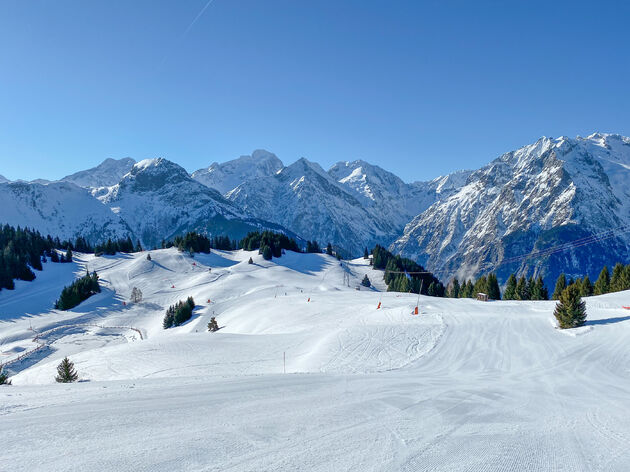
<box><xmin>208</xmin><ymin>317</ymin><xmax>219</xmax><ymax>332</ymax></box>
<box><xmin>610</xmin><ymin>262</ymin><xmax>630</xmax><ymax>293</ymax></box>
<box><xmin>473</xmin><ymin>275</ymin><xmax>488</xmax><ymax>297</ymax></box>
<box><xmin>248</xmin><ymin>257</ymin><xmax>254</xmax><ymax>264</ymax></box>
<box><xmin>163</xmin><ymin>297</ymin><xmax>196</xmax><ymax>328</ymax></box>
<box><xmin>449</xmin><ymin>278</ymin><xmax>460</xmax><ymax>298</ymax></box>
<box><xmin>163</xmin><ymin>307</ymin><xmax>175</xmax><ymax>329</ymax></box>
<box><xmin>554</xmin><ymin>284</ymin><xmax>587</xmax><ymax>329</ymax></box>
<box><xmin>462</xmin><ymin>280</ymin><xmax>474</xmax><ymax>298</ymax></box>
<box><xmin>530</xmin><ymin>276</ymin><xmax>548</xmax><ymax>300</ymax></box>
<box><xmin>516</xmin><ymin>276</ymin><xmax>529</xmax><ymax>301</ymax></box>
<box><xmin>54</xmin><ymin>272</ymin><xmax>101</xmax><ymax>310</ymax></box>
<box><xmin>363</xmin><ymin>248</ymin><xmax>369</xmax><ymax>259</ymax></box>
<box><xmin>326</xmin><ymin>242</ymin><xmax>333</xmax><ymax>256</ymax></box>
<box><xmin>305</xmin><ymin>240</ymin><xmax>321</xmax><ymax>253</ymax></box>
<box><xmin>0</xmin><ymin>366</ymin><xmax>11</xmax><ymax>385</ymax></box>
<box><xmin>262</xmin><ymin>245</ymin><xmax>272</xmax><ymax>260</ymax></box>
<box><xmin>593</xmin><ymin>266</ymin><xmax>610</xmax><ymax>295</ymax></box>
<box><xmin>427</xmin><ymin>281</ymin><xmax>437</xmax><ymax>296</ymax></box>
<box><xmin>64</xmin><ymin>248</ymin><xmax>73</xmax><ymax>263</ymax></box>
<box><xmin>486</xmin><ymin>273</ymin><xmax>501</xmax><ymax>300</ymax></box>
<box><xmin>580</xmin><ymin>275</ymin><xmax>593</xmax><ymax>297</ymax></box>
<box><xmin>135</xmin><ymin>239</ymin><xmax>143</xmax><ymax>252</ymax></box>
<box><xmin>55</xmin><ymin>357</ymin><xmax>78</xmax><ymax>383</ymax></box>
<box><xmin>503</xmin><ymin>274</ymin><xmax>517</xmax><ymax>300</ymax></box>
<box><xmin>552</xmin><ymin>273</ymin><xmax>567</xmax><ymax>300</ymax></box>
<box><xmin>361</xmin><ymin>274</ymin><xmax>371</xmax><ymax>288</ymax></box>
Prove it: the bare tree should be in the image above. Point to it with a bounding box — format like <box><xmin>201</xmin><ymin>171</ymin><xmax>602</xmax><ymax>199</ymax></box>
<box><xmin>130</xmin><ymin>287</ymin><xmax>143</xmax><ymax>303</ymax></box>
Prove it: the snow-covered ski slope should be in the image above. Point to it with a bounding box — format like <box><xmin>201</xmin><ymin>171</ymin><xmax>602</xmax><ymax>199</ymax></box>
<box><xmin>1</xmin><ymin>249</ymin><xmax>630</xmax><ymax>471</ymax></box>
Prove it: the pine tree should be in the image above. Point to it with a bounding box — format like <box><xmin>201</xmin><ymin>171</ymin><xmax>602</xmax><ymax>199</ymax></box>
<box><xmin>135</xmin><ymin>239</ymin><xmax>143</xmax><ymax>252</ymax></box>
<box><xmin>363</xmin><ymin>248</ymin><xmax>369</xmax><ymax>259</ymax></box>
<box><xmin>208</xmin><ymin>317</ymin><xmax>219</xmax><ymax>332</ymax></box>
<box><xmin>0</xmin><ymin>366</ymin><xmax>11</xmax><ymax>385</ymax></box>
<box><xmin>463</xmin><ymin>280</ymin><xmax>474</xmax><ymax>298</ymax></box>
<box><xmin>326</xmin><ymin>242</ymin><xmax>333</xmax><ymax>256</ymax></box>
<box><xmin>552</xmin><ymin>273</ymin><xmax>567</xmax><ymax>300</ymax></box>
<box><xmin>55</xmin><ymin>357</ymin><xmax>78</xmax><ymax>383</ymax></box>
<box><xmin>427</xmin><ymin>281</ymin><xmax>436</xmax><ymax>296</ymax></box>
<box><xmin>262</xmin><ymin>245</ymin><xmax>272</xmax><ymax>261</ymax></box>
<box><xmin>610</xmin><ymin>262</ymin><xmax>629</xmax><ymax>293</ymax></box>
<box><xmin>473</xmin><ymin>275</ymin><xmax>487</xmax><ymax>297</ymax></box>
<box><xmin>449</xmin><ymin>278</ymin><xmax>460</xmax><ymax>298</ymax></box>
<box><xmin>516</xmin><ymin>276</ymin><xmax>529</xmax><ymax>300</ymax></box>
<box><xmin>593</xmin><ymin>266</ymin><xmax>610</xmax><ymax>295</ymax></box>
<box><xmin>163</xmin><ymin>307</ymin><xmax>175</xmax><ymax>329</ymax></box>
<box><xmin>580</xmin><ymin>275</ymin><xmax>593</xmax><ymax>297</ymax></box>
<box><xmin>361</xmin><ymin>274</ymin><xmax>371</xmax><ymax>287</ymax></box>
<box><xmin>503</xmin><ymin>274</ymin><xmax>517</xmax><ymax>300</ymax></box>
<box><xmin>530</xmin><ymin>276</ymin><xmax>547</xmax><ymax>300</ymax></box>
<box><xmin>554</xmin><ymin>284</ymin><xmax>587</xmax><ymax>329</ymax></box>
<box><xmin>486</xmin><ymin>273</ymin><xmax>501</xmax><ymax>300</ymax></box>
<box><xmin>65</xmin><ymin>248</ymin><xmax>73</xmax><ymax>263</ymax></box>
<box><xmin>398</xmin><ymin>276</ymin><xmax>410</xmax><ymax>293</ymax></box>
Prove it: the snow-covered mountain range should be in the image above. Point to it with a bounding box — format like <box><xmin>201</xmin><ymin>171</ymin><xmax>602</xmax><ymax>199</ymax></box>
<box><xmin>392</xmin><ymin>133</ymin><xmax>630</xmax><ymax>286</ymax></box>
<box><xmin>62</xmin><ymin>157</ymin><xmax>136</xmax><ymax>188</ymax></box>
<box><xmin>1</xmin><ymin>132</ymin><xmax>629</xmax><ymax>285</ymax></box>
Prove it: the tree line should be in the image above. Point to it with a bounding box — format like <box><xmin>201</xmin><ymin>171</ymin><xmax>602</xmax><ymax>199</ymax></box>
<box><xmin>551</xmin><ymin>263</ymin><xmax>630</xmax><ymax>300</ymax></box>
<box><xmin>447</xmin><ymin>274</ymin><xmax>503</xmax><ymax>300</ymax></box>
<box><xmin>54</xmin><ymin>271</ymin><xmax>101</xmax><ymax>311</ymax></box>
<box><xmin>0</xmin><ymin>225</ymin><xmax>77</xmax><ymax>291</ymax></box>
<box><xmin>371</xmin><ymin>245</ymin><xmax>445</xmax><ymax>297</ymax></box>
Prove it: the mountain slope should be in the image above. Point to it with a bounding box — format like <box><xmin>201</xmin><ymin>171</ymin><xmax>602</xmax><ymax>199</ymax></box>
<box><xmin>95</xmin><ymin>158</ymin><xmax>286</xmax><ymax>248</ymax></box>
<box><xmin>392</xmin><ymin>133</ymin><xmax>630</xmax><ymax>287</ymax></box>
<box><xmin>226</xmin><ymin>158</ymin><xmax>395</xmax><ymax>253</ymax></box>
<box><xmin>192</xmin><ymin>150</ymin><xmax>283</xmax><ymax>194</ymax></box>
<box><xmin>62</xmin><ymin>157</ymin><xmax>136</xmax><ymax>188</ymax></box>
<box><xmin>329</xmin><ymin>159</ymin><xmax>470</xmax><ymax>231</ymax></box>
<box><xmin>0</xmin><ymin>180</ymin><xmax>131</xmax><ymax>242</ymax></box>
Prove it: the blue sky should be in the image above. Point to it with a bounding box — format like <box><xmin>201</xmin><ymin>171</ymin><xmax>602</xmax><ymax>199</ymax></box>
<box><xmin>1</xmin><ymin>0</ymin><xmax>629</xmax><ymax>182</ymax></box>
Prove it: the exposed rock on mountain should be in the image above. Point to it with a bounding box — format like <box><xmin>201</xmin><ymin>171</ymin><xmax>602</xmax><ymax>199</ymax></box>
<box><xmin>392</xmin><ymin>133</ymin><xmax>630</xmax><ymax>287</ymax></box>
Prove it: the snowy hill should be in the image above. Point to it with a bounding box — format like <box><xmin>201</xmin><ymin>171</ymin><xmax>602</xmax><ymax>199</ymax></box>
<box><xmin>62</xmin><ymin>157</ymin><xmax>136</xmax><ymax>188</ymax></box>
<box><xmin>0</xmin><ymin>174</ymin><xmax>8</xmax><ymax>183</ymax></box>
<box><xmin>392</xmin><ymin>133</ymin><xmax>630</xmax><ymax>287</ymax></box>
<box><xmin>2</xmin><ymin>249</ymin><xmax>630</xmax><ymax>471</ymax></box>
<box><xmin>0</xmin><ymin>180</ymin><xmax>131</xmax><ymax>242</ymax></box>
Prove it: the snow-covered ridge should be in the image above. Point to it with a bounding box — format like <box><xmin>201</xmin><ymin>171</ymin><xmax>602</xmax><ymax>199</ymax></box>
<box><xmin>1</xmin><ymin>133</ymin><xmax>629</xmax><ymax>282</ymax></box>
<box><xmin>392</xmin><ymin>133</ymin><xmax>630</xmax><ymax>287</ymax></box>
<box><xmin>62</xmin><ymin>157</ymin><xmax>136</xmax><ymax>188</ymax></box>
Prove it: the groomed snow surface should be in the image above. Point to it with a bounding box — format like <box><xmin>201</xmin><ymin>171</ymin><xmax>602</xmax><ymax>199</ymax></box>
<box><xmin>1</xmin><ymin>249</ymin><xmax>630</xmax><ymax>471</ymax></box>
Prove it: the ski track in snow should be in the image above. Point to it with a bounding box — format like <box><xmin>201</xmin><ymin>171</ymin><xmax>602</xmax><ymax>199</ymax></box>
<box><xmin>1</xmin><ymin>249</ymin><xmax>630</xmax><ymax>471</ymax></box>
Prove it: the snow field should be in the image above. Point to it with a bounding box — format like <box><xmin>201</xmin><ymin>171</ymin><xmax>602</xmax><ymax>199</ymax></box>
<box><xmin>1</xmin><ymin>249</ymin><xmax>630</xmax><ymax>470</ymax></box>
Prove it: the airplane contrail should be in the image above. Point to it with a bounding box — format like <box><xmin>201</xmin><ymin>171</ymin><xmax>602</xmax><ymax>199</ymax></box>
<box><xmin>182</xmin><ymin>0</ymin><xmax>215</xmax><ymax>38</ymax></box>
<box><xmin>159</xmin><ymin>0</ymin><xmax>216</xmax><ymax>69</ymax></box>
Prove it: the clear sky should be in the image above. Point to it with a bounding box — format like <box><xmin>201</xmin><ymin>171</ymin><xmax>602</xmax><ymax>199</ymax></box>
<box><xmin>1</xmin><ymin>0</ymin><xmax>629</xmax><ymax>182</ymax></box>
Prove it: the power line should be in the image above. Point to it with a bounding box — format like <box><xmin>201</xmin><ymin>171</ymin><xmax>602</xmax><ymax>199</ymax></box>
<box><xmin>477</xmin><ymin>223</ymin><xmax>630</xmax><ymax>272</ymax></box>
